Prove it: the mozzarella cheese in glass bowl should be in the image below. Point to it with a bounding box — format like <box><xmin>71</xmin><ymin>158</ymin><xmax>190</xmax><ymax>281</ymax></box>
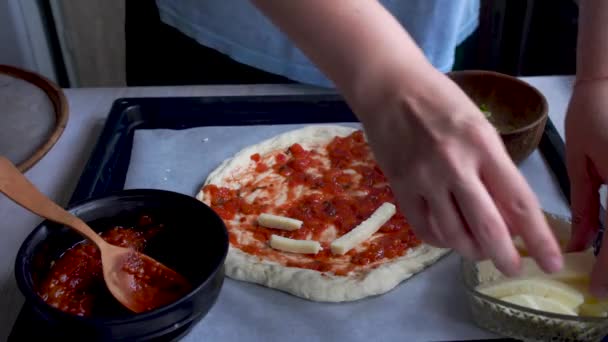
<box><xmin>462</xmin><ymin>212</ymin><xmax>608</xmax><ymax>342</ymax></box>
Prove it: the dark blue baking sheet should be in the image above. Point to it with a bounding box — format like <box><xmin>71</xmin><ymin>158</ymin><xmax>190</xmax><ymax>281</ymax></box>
<box><xmin>69</xmin><ymin>95</ymin><xmax>357</xmax><ymax>204</ymax></box>
<box><xmin>10</xmin><ymin>94</ymin><xmax>579</xmax><ymax>342</ymax></box>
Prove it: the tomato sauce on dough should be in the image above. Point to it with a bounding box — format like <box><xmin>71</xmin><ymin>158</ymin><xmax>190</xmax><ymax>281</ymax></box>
<box><xmin>203</xmin><ymin>131</ymin><xmax>422</xmax><ymax>276</ymax></box>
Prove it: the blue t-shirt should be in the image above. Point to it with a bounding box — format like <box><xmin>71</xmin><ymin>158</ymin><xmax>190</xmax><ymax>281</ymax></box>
<box><xmin>156</xmin><ymin>0</ymin><xmax>480</xmax><ymax>87</ymax></box>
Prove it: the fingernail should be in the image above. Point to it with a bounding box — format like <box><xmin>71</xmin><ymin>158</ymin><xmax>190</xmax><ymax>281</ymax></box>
<box><xmin>545</xmin><ymin>255</ymin><xmax>563</xmax><ymax>273</ymax></box>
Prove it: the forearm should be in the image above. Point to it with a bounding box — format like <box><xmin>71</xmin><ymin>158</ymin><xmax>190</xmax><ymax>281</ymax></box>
<box><xmin>577</xmin><ymin>0</ymin><xmax>608</xmax><ymax>81</ymax></box>
<box><xmin>251</xmin><ymin>0</ymin><xmax>442</xmax><ymax>118</ymax></box>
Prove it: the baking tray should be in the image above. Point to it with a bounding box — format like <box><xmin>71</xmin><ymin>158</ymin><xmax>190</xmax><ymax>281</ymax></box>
<box><xmin>9</xmin><ymin>94</ymin><xmax>574</xmax><ymax>342</ymax></box>
<box><xmin>70</xmin><ymin>95</ymin><xmax>357</xmax><ymax>204</ymax></box>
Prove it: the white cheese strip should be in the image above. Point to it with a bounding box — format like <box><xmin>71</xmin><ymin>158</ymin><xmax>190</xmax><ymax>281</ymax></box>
<box><xmin>331</xmin><ymin>202</ymin><xmax>396</xmax><ymax>255</ymax></box>
<box><xmin>269</xmin><ymin>235</ymin><xmax>322</xmax><ymax>254</ymax></box>
<box><xmin>257</xmin><ymin>213</ymin><xmax>303</xmax><ymax>231</ymax></box>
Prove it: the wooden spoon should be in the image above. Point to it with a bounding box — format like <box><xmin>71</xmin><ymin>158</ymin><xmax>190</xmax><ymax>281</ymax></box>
<box><xmin>0</xmin><ymin>157</ymin><xmax>191</xmax><ymax>313</ymax></box>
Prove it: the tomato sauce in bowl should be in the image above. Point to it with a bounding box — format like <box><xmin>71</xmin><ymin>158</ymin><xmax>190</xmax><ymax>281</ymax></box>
<box><xmin>37</xmin><ymin>215</ymin><xmax>192</xmax><ymax>316</ymax></box>
<box><xmin>15</xmin><ymin>189</ymin><xmax>228</xmax><ymax>340</ymax></box>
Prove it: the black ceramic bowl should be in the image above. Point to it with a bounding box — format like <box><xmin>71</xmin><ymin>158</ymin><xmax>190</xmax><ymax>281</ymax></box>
<box><xmin>14</xmin><ymin>189</ymin><xmax>228</xmax><ymax>341</ymax></box>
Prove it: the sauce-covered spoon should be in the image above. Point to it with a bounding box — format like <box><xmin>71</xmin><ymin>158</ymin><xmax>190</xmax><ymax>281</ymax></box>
<box><xmin>0</xmin><ymin>157</ymin><xmax>191</xmax><ymax>313</ymax></box>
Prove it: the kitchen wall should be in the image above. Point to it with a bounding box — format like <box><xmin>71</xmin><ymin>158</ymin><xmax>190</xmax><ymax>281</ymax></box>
<box><xmin>52</xmin><ymin>0</ymin><xmax>126</xmax><ymax>87</ymax></box>
<box><xmin>0</xmin><ymin>0</ymin><xmax>57</xmax><ymax>82</ymax></box>
<box><xmin>0</xmin><ymin>1</ymin><xmax>30</xmax><ymax>68</ymax></box>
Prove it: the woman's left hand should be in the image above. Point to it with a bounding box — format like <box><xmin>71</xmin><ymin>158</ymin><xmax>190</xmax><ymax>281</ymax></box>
<box><xmin>566</xmin><ymin>79</ymin><xmax>608</xmax><ymax>297</ymax></box>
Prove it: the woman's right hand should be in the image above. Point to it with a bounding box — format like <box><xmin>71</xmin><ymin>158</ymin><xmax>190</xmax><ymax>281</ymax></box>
<box><xmin>251</xmin><ymin>0</ymin><xmax>563</xmax><ymax>275</ymax></box>
<box><xmin>358</xmin><ymin>70</ymin><xmax>563</xmax><ymax>276</ymax></box>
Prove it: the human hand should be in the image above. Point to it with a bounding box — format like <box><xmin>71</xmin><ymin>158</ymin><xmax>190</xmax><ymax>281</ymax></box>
<box><xmin>565</xmin><ymin>79</ymin><xmax>608</xmax><ymax>296</ymax></box>
<box><xmin>250</xmin><ymin>0</ymin><xmax>562</xmax><ymax>277</ymax></box>
<box><xmin>359</xmin><ymin>71</ymin><xmax>563</xmax><ymax>276</ymax></box>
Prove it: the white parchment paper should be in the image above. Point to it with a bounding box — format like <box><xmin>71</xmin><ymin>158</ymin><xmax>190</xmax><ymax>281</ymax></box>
<box><xmin>124</xmin><ymin>123</ymin><xmax>570</xmax><ymax>342</ymax></box>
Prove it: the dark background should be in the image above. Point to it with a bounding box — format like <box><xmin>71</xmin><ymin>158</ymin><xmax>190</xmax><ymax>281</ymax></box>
<box><xmin>471</xmin><ymin>0</ymin><xmax>578</xmax><ymax>76</ymax></box>
<box><xmin>49</xmin><ymin>0</ymin><xmax>580</xmax><ymax>87</ymax></box>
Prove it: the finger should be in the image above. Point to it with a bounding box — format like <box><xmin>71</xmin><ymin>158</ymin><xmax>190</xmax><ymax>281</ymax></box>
<box><xmin>402</xmin><ymin>195</ymin><xmax>445</xmax><ymax>247</ymax></box>
<box><xmin>482</xmin><ymin>154</ymin><xmax>562</xmax><ymax>274</ymax></box>
<box><xmin>567</xmin><ymin>156</ymin><xmax>601</xmax><ymax>252</ymax></box>
<box><xmin>427</xmin><ymin>191</ymin><xmax>483</xmax><ymax>261</ymax></box>
<box><xmin>452</xmin><ymin>194</ymin><xmax>488</xmax><ymax>260</ymax></box>
<box><xmin>452</xmin><ymin>177</ymin><xmax>521</xmax><ymax>276</ymax></box>
<box><xmin>450</xmin><ymin>192</ymin><xmax>487</xmax><ymax>261</ymax></box>
<box><xmin>590</xmin><ymin>205</ymin><xmax>608</xmax><ymax>298</ymax></box>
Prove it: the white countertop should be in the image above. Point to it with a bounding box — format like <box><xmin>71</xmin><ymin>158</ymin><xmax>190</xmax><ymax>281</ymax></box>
<box><xmin>0</xmin><ymin>77</ymin><xmax>575</xmax><ymax>341</ymax></box>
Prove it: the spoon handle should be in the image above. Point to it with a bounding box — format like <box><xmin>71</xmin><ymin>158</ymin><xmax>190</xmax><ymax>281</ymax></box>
<box><xmin>0</xmin><ymin>157</ymin><xmax>105</xmax><ymax>247</ymax></box>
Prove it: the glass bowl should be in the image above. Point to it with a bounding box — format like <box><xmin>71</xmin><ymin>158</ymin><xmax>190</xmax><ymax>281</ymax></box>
<box><xmin>461</xmin><ymin>258</ymin><xmax>608</xmax><ymax>342</ymax></box>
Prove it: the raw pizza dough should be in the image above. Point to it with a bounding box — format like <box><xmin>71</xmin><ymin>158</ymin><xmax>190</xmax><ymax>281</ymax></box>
<box><xmin>197</xmin><ymin>125</ymin><xmax>449</xmax><ymax>302</ymax></box>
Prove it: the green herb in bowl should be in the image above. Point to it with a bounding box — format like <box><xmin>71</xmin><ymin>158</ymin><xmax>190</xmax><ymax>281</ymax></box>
<box><xmin>479</xmin><ymin>103</ymin><xmax>492</xmax><ymax>119</ymax></box>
